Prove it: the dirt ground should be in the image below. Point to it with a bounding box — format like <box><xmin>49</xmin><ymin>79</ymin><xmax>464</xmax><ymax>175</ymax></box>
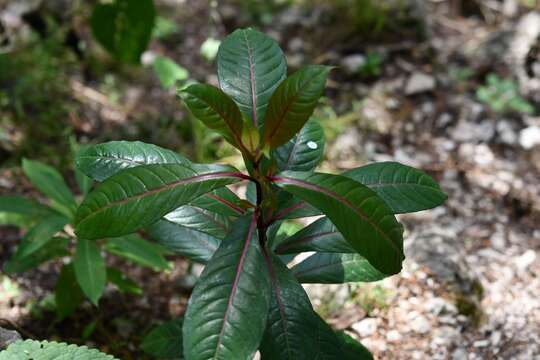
<box><xmin>1</xmin><ymin>0</ymin><xmax>540</xmax><ymax>359</ymax></box>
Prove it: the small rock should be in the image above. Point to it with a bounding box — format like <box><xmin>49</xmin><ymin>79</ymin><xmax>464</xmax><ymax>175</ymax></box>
<box><xmin>0</xmin><ymin>327</ymin><xmax>21</xmax><ymax>350</ymax></box>
<box><xmin>473</xmin><ymin>339</ymin><xmax>490</xmax><ymax>348</ymax></box>
<box><xmin>519</xmin><ymin>126</ymin><xmax>540</xmax><ymax>149</ymax></box>
<box><xmin>410</xmin><ymin>315</ymin><xmax>431</xmax><ymax>334</ymax></box>
<box><xmin>515</xmin><ymin>249</ymin><xmax>537</xmax><ymax>271</ymax></box>
<box><xmin>405</xmin><ymin>72</ymin><xmax>436</xmax><ymax>95</ymax></box>
<box><xmin>341</xmin><ymin>54</ymin><xmax>366</xmax><ymax>75</ymax></box>
<box><xmin>352</xmin><ymin>318</ymin><xmax>378</xmax><ymax>337</ymax></box>
<box><xmin>386</xmin><ymin>329</ymin><xmax>402</xmax><ymax>343</ymax></box>
<box><xmin>288</xmin><ymin>37</ymin><xmax>304</xmax><ymax>52</ymax></box>
<box><xmin>452</xmin><ymin>347</ymin><xmax>468</xmax><ymax>360</ymax></box>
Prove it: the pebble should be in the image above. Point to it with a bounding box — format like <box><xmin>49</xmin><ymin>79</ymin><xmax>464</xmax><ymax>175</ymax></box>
<box><xmin>452</xmin><ymin>348</ymin><xmax>468</xmax><ymax>360</ymax></box>
<box><xmin>386</xmin><ymin>329</ymin><xmax>402</xmax><ymax>343</ymax></box>
<box><xmin>473</xmin><ymin>339</ymin><xmax>490</xmax><ymax>348</ymax></box>
<box><xmin>410</xmin><ymin>315</ymin><xmax>431</xmax><ymax>334</ymax></box>
<box><xmin>405</xmin><ymin>72</ymin><xmax>436</xmax><ymax>95</ymax></box>
<box><xmin>352</xmin><ymin>318</ymin><xmax>378</xmax><ymax>337</ymax></box>
<box><xmin>341</xmin><ymin>54</ymin><xmax>366</xmax><ymax>75</ymax></box>
<box><xmin>519</xmin><ymin>126</ymin><xmax>540</xmax><ymax>149</ymax></box>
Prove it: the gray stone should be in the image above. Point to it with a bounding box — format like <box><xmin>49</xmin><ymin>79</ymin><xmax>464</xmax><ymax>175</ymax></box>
<box><xmin>519</xmin><ymin>126</ymin><xmax>540</xmax><ymax>149</ymax></box>
<box><xmin>410</xmin><ymin>315</ymin><xmax>431</xmax><ymax>334</ymax></box>
<box><xmin>405</xmin><ymin>72</ymin><xmax>436</xmax><ymax>95</ymax></box>
<box><xmin>341</xmin><ymin>54</ymin><xmax>366</xmax><ymax>75</ymax></box>
<box><xmin>0</xmin><ymin>327</ymin><xmax>21</xmax><ymax>350</ymax></box>
<box><xmin>352</xmin><ymin>318</ymin><xmax>378</xmax><ymax>337</ymax></box>
<box><xmin>452</xmin><ymin>348</ymin><xmax>468</xmax><ymax>360</ymax></box>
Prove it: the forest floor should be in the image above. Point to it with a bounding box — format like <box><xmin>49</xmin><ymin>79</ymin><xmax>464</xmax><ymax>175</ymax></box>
<box><xmin>1</xmin><ymin>1</ymin><xmax>540</xmax><ymax>359</ymax></box>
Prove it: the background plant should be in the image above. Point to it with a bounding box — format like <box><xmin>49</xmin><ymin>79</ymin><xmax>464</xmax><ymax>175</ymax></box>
<box><xmin>70</xmin><ymin>28</ymin><xmax>447</xmax><ymax>359</ymax></box>
<box><xmin>0</xmin><ymin>151</ymin><xmax>171</xmax><ymax>321</ymax></box>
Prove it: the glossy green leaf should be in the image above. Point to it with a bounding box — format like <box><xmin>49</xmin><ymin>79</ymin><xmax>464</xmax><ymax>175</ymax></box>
<box><xmin>0</xmin><ymin>195</ymin><xmax>54</xmax><ymax>227</ymax></box>
<box><xmin>217</xmin><ymin>28</ymin><xmax>287</xmax><ymax>126</ymax></box>
<box><xmin>160</xmin><ymin>205</ymin><xmax>230</xmax><ymax>239</ymax></box>
<box><xmin>74</xmin><ymin>164</ymin><xmax>244</xmax><ymax>239</ymax></box>
<box><xmin>291</xmin><ymin>252</ymin><xmax>387</xmax><ymax>284</ymax></box>
<box><xmin>55</xmin><ymin>263</ymin><xmax>84</xmax><ymax>320</ymax></box>
<box><xmin>13</xmin><ymin>214</ymin><xmax>69</xmax><ymax>259</ymax></box>
<box><xmin>154</xmin><ymin>56</ymin><xmax>189</xmax><ymax>88</ymax></box>
<box><xmin>259</xmin><ymin>253</ymin><xmax>319</xmax><ymax>360</ymax></box>
<box><xmin>183</xmin><ymin>215</ymin><xmax>271</xmax><ymax>360</ymax></box>
<box><xmin>4</xmin><ymin>237</ymin><xmax>69</xmax><ymax>274</ymax></box>
<box><xmin>104</xmin><ymin>234</ymin><xmax>171</xmax><ymax>270</ymax></box>
<box><xmin>91</xmin><ymin>0</ymin><xmax>155</xmax><ymax>63</ymax></box>
<box><xmin>180</xmin><ymin>84</ymin><xmax>248</xmax><ymax>151</ymax></box>
<box><xmin>343</xmin><ymin>162</ymin><xmax>447</xmax><ymax>214</ymax></box>
<box><xmin>107</xmin><ymin>267</ymin><xmax>142</xmax><ymax>295</ymax></box>
<box><xmin>275</xmin><ymin>217</ymin><xmax>352</xmax><ymax>254</ymax></box>
<box><xmin>336</xmin><ymin>331</ymin><xmax>374</xmax><ymax>360</ymax></box>
<box><xmin>141</xmin><ymin>318</ymin><xmax>184</xmax><ymax>359</ymax></box>
<box><xmin>0</xmin><ymin>340</ymin><xmax>118</xmax><ymax>359</ymax></box>
<box><xmin>273</xmin><ymin>118</ymin><xmax>325</xmax><ymax>172</ymax></box>
<box><xmin>262</xmin><ymin>66</ymin><xmax>331</xmax><ymax>148</ymax></box>
<box><xmin>314</xmin><ymin>314</ymin><xmax>346</xmax><ymax>359</ymax></box>
<box><xmin>76</xmin><ymin>141</ymin><xmax>191</xmax><ymax>182</ymax></box>
<box><xmin>273</xmin><ymin>171</ymin><xmax>404</xmax><ymax>275</ymax></box>
<box><xmin>147</xmin><ymin>219</ymin><xmax>220</xmax><ymax>264</ymax></box>
<box><xmin>22</xmin><ymin>159</ymin><xmax>76</xmax><ymax>218</ymax></box>
<box><xmin>74</xmin><ymin>239</ymin><xmax>107</xmax><ymax>305</ymax></box>
<box><xmin>76</xmin><ymin>141</ymin><xmax>245</xmax><ymax>217</ymax></box>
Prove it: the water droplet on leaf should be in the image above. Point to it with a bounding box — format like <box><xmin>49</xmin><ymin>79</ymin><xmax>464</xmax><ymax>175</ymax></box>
<box><xmin>307</xmin><ymin>141</ymin><xmax>318</xmax><ymax>149</ymax></box>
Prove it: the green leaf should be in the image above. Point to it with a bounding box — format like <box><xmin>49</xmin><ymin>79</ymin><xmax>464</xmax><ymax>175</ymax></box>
<box><xmin>343</xmin><ymin>162</ymin><xmax>447</xmax><ymax>213</ymax></box>
<box><xmin>190</xmin><ymin>187</ymin><xmax>246</xmax><ymax>217</ymax></box>
<box><xmin>0</xmin><ymin>340</ymin><xmax>117</xmax><ymax>359</ymax></box>
<box><xmin>217</xmin><ymin>28</ymin><xmax>287</xmax><ymax>127</ymax></box>
<box><xmin>55</xmin><ymin>263</ymin><xmax>85</xmax><ymax>320</ymax></box>
<box><xmin>183</xmin><ymin>215</ymin><xmax>271</xmax><ymax>360</ymax></box>
<box><xmin>107</xmin><ymin>267</ymin><xmax>142</xmax><ymax>295</ymax></box>
<box><xmin>259</xmin><ymin>253</ymin><xmax>320</xmax><ymax>360</ymax></box>
<box><xmin>180</xmin><ymin>84</ymin><xmax>248</xmax><ymax>151</ymax></box>
<box><xmin>154</xmin><ymin>56</ymin><xmax>189</xmax><ymax>88</ymax></box>
<box><xmin>291</xmin><ymin>253</ymin><xmax>387</xmax><ymax>284</ymax></box>
<box><xmin>74</xmin><ymin>164</ymin><xmax>244</xmax><ymax>239</ymax></box>
<box><xmin>74</xmin><ymin>239</ymin><xmax>107</xmax><ymax>305</ymax></box>
<box><xmin>76</xmin><ymin>141</ymin><xmax>245</xmax><ymax>217</ymax></box>
<box><xmin>91</xmin><ymin>0</ymin><xmax>155</xmax><ymax>63</ymax></box>
<box><xmin>275</xmin><ymin>217</ymin><xmax>352</xmax><ymax>254</ymax></box>
<box><xmin>147</xmin><ymin>218</ymin><xmax>220</xmax><ymax>264</ymax></box>
<box><xmin>75</xmin><ymin>168</ymin><xmax>94</xmax><ymax>196</ymax></box>
<box><xmin>141</xmin><ymin>318</ymin><xmax>184</xmax><ymax>359</ymax></box>
<box><xmin>13</xmin><ymin>214</ymin><xmax>69</xmax><ymax>259</ymax></box>
<box><xmin>272</xmin><ymin>191</ymin><xmax>321</xmax><ymax>221</ymax></box>
<box><xmin>76</xmin><ymin>141</ymin><xmax>192</xmax><ymax>182</ymax></box>
<box><xmin>262</xmin><ymin>66</ymin><xmax>331</xmax><ymax>148</ymax></box>
<box><xmin>22</xmin><ymin>159</ymin><xmax>76</xmax><ymax>218</ymax></box>
<box><xmin>273</xmin><ymin>118</ymin><xmax>325</xmax><ymax>172</ymax></box>
<box><xmin>335</xmin><ymin>331</ymin><xmax>374</xmax><ymax>360</ymax></box>
<box><xmin>314</xmin><ymin>314</ymin><xmax>346</xmax><ymax>359</ymax></box>
<box><xmin>0</xmin><ymin>195</ymin><xmax>54</xmax><ymax>227</ymax></box>
<box><xmin>4</xmin><ymin>237</ymin><xmax>69</xmax><ymax>274</ymax></box>
<box><xmin>273</xmin><ymin>172</ymin><xmax>404</xmax><ymax>275</ymax></box>
<box><xmin>104</xmin><ymin>234</ymin><xmax>171</xmax><ymax>270</ymax></box>
<box><xmin>160</xmin><ymin>205</ymin><xmax>231</xmax><ymax>239</ymax></box>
